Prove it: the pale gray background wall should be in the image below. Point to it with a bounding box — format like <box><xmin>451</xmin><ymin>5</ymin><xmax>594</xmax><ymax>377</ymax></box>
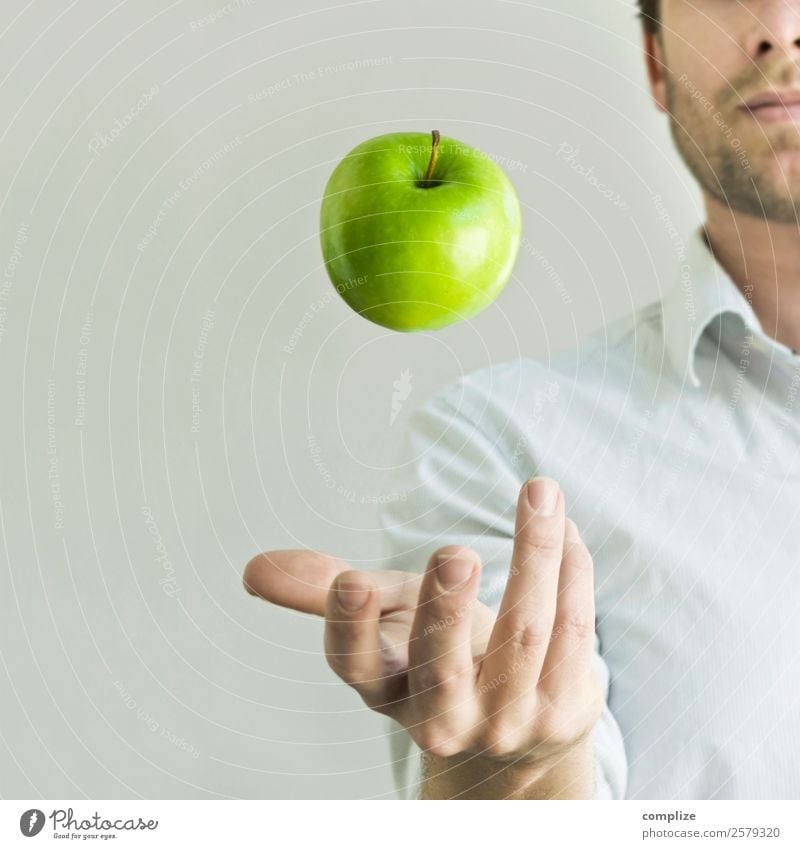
<box><xmin>0</xmin><ymin>0</ymin><xmax>700</xmax><ymax>799</ymax></box>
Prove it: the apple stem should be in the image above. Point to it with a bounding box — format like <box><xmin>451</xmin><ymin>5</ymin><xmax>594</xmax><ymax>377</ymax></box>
<box><xmin>422</xmin><ymin>130</ymin><xmax>441</xmax><ymax>187</ymax></box>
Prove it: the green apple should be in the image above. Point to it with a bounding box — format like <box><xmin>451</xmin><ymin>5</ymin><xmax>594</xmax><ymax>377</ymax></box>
<box><xmin>320</xmin><ymin>130</ymin><xmax>522</xmax><ymax>331</ymax></box>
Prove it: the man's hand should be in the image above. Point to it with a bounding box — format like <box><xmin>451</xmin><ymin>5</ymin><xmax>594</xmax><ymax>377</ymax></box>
<box><xmin>243</xmin><ymin>476</ymin><xmax>602</xmax><ymax>797</ymax></box>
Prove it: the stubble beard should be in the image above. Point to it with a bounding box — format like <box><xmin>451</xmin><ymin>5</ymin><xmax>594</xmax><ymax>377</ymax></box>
<box><xmin>665</xmin><ymin>71</ymin><xmax>800</xmax><ymax>225</ymax></box>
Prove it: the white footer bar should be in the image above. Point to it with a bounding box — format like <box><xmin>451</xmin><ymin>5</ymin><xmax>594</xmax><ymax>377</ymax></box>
<box><xmin>2</xmin><ymin>800</ymin><xmax>796</xmax><ymax>847</ymax></box>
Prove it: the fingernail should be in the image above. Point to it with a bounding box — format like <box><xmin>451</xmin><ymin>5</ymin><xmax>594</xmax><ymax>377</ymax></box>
<box><xmin>526</xmin><ymin>477</ymin><xmax>559</xmax><ymax>515</ymax></box>
<box><xmin>436</xmin><ymin>554</ymin><xmax>474</xmax><ymax>590</ymax></box>
<box><xmin>336</xmin><ymin>581</ymin><xmax>369</xmax><ymax>611</ymax></box>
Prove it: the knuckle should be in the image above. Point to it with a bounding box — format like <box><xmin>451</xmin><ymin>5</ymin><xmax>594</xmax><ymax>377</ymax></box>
<box><xmin>478</xmin><ymin>724</ymin><xmax>519</xmax><ymax>760</ymax></box>
<box><xmin>416</xmin><ymin>599</ymin><xmax>475</xmax><ymax>637</ymax></box>
<box><xmin>424</xmin><ymin>738</ymin><xmax>464</xmax><ymax>759</ymax></box>
<box><xmin>535</xmin><ymin>682</ymin><xmax>602</xmax><ymax>744</ymax></box>
<box><xmin>514</xmin><ymin>517</ymin><xmax>563</xmax><ymax>557</ymax></box>
<box><xmin>572</xmin><ymin>670</ymin><xmax>604</xmax><ymax>706</ymax></box>
<box><xmin>413</xmin><ymin>662</ymin><xmax>469</xmax><ymax>692</ymax></box>
<box><xmin>497</xmin><ymin>612</ymin><xmax>553</xmax><ymax>652</ymax></box>
<box><xmin>413</xmin><ymin>727</ymin><xmax>464</xmax><ymax>759</ymax></box>
<box><xmin>535</xmin><ymin>708</ymin><xmax>585</xmax><ymax>749</ymax></box>
<box><xmin>550</xmin><ymin>615</ymin><xmax>595</xmax><ymax>644</ymax></box>
<box><xmin>566</xmin><ymin>682</ymin><xmax>603</xmax><ymax>726</ymax></box>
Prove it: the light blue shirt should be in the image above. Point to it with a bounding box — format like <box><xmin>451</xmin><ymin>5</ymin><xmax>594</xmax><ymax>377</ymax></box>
<box><xmin>379</xmin><ymin>225</ymin><xmax>800</xmax><ymax>799</ymax></box>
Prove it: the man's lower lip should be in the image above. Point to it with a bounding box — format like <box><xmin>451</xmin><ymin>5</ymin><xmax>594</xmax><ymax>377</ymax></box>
<box><xmin>742</xmin><ymin>103</ymin><xmax>800</xmax><ymax>123</ymax></box>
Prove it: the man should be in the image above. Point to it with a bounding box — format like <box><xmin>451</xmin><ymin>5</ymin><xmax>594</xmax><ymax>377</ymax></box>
<box><xmin>243</xmin><ymin>0</ymin><xmax>800</xmax><ymax>799</ymax></box>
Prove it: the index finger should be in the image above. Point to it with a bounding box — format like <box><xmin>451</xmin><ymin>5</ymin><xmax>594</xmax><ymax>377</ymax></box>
<box><xmin>243</xmin><ymin>549</ymin><xmax>349</xmax><ymax>615</ymax></box>
<box><xmin>243</xmin><ymin>549</ymin><xmax>422</xmax><ymax>616</ymax></box>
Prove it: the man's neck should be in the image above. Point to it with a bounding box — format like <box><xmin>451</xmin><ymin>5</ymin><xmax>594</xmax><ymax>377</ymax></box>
<box><xmin>702</xmin><ymin>193</ymin><xmax>800</xmax><ymax>353</ymax></box>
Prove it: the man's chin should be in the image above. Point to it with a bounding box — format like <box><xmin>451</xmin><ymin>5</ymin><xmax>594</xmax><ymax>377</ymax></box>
<box><xmin>752</xmin><ymin>149</ymin><xmax>800</xmax><ymax>186</ymax></box>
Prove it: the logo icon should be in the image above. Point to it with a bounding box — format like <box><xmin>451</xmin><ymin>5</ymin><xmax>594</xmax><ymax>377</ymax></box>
<box><xmin>19</xmin><ymin>809</ymin><xmax>45</xmax><ymax>837</ymax></box>
<box><xmin>390</xmin><ymin>369</ymin><xmax>413</xmax><ymax>426</ymax></box>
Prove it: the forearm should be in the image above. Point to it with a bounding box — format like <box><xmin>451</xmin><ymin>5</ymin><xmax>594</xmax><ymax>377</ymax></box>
<box><xmin>419</xmin><ymin>737</ymin><xmax>594</xmax><ymax>800</ymax></box>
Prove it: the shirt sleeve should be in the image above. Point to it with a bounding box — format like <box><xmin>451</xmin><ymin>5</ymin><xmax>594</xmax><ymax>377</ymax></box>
<box><xmin>378</xmin><ymin>382</ymin><xmax>628</xmax><ymax>800</ymax></box>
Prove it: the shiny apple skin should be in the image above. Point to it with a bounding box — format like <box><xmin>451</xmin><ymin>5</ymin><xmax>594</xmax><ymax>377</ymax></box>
<box><xmin>320</xmin><ymin>132</ymin><xmax>522</xmax><ymax>331</ymax></box>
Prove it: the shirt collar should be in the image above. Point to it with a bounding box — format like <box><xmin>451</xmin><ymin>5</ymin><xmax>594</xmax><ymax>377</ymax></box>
<box><xmin>661</xmin><ymin>224</ymin><xmax>765</xmax><ymax>388</ymax></box>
